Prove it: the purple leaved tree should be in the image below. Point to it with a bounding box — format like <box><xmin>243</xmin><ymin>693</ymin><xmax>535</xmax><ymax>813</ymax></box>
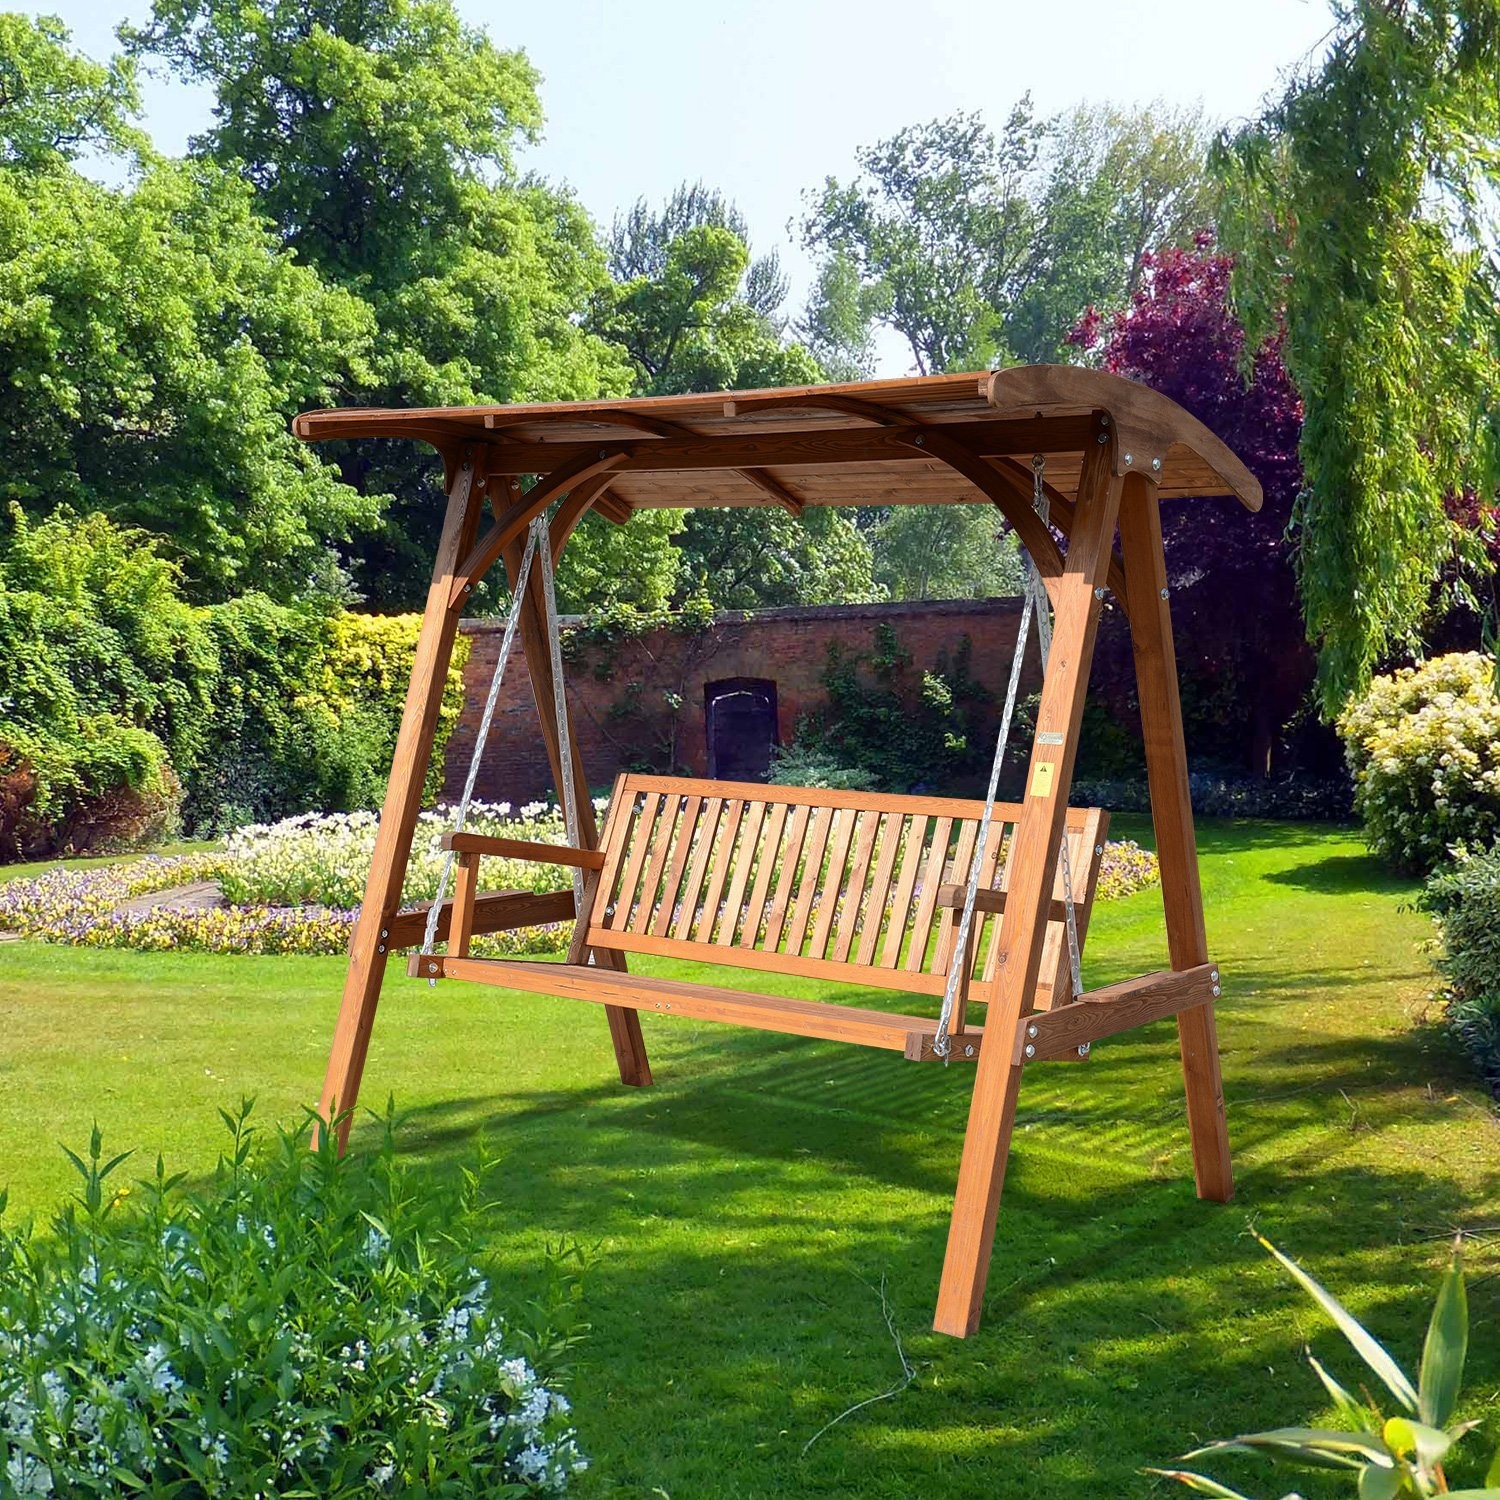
<box><xmin>1070</xmin><ymin>238</ymin><xmax>1310</xmax><ymax>776</ymax></box>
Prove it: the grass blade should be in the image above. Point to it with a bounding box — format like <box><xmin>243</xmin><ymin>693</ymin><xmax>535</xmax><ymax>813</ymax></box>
<box><xmin>1257</xmin><ymin>1235</ymin><xmax>1418</xmax><ymax>1414</ymax></box>
<box><xmin>1146</xmin><ymin>1470</ymin><xmax>1279</xmax><ymax>1498</ymax></box>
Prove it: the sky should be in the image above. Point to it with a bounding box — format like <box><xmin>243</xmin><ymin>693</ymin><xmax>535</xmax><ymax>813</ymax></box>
<box><xmin>33</xmin><ymin>1</ymin><xmax>1335</xmax><ymax>373</ymax></box>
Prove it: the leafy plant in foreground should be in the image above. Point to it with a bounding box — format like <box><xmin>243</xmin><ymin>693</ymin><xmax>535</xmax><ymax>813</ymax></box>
<box><xmin>1154</xmin><ymin>1234</ymin><xmax>1499</xmax><ymax>1499</ymax></box>
<box><xmin>0</xmin><ymin>1101</ymin><xmax>588</xmax><ymax>1497</ymax></box>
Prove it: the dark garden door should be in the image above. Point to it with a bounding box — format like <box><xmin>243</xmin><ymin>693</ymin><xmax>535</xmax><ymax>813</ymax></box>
<box><xmin>704</xmin><ymin>678</ymin><xmax>778</xmax><ymax>782</ymax></box>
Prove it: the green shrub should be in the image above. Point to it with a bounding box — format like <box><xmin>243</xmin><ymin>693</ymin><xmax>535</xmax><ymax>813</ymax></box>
<box><xmin>794</xmin><ymin>625</ymin><xmax>992</xmax><ymax>794</ymax></box>
<box><xmin>1419</xmin><ymin>843</ymin><xmax>1500</xmax><ymax>1093</ymax></box>
<box><xmin>0</xmin><ymin>1103</ymin><xmax>589</xmax><ymax>1497</ymax></box>
<box><xmin>1338</xmin><ymin>652</ymin><xmax>1500</xmax><ymax>873</ymax></box>
<box><xmin>767</xmin><ymin>740</ymin><xmax>876</xmax><ymax>791</ymax></box>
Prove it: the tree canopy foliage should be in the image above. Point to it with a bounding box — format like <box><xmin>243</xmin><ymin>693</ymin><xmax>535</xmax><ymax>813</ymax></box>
<box><xmin>802</xmin><ymin>99</ymin><xmax>1214</xmax><ymax>373</ymax></box>
<box><xmin>1215</xmin><ymin>0</ymin><xmax>1500</xmax><ymax>707</ymax></box>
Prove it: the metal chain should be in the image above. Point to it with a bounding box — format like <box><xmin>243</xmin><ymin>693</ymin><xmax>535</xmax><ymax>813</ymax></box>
<box><xmin>420</xmin><ymin>519</ymin><xmax>542</xmax><ymax>960</ymax></box>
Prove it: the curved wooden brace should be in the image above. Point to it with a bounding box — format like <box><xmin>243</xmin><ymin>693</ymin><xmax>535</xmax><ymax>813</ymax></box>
<box><xmin>449</xmin><ymin>448</ymin><xmax>623</xmax><ymax>610</ymax></box>
<box><xmin>722</xmin><ymin>391</ymin><xmax>1129</xmax><ymax>606</ymax></box>
<box><xmin>487</xmin><ymin>406</ymin><xmax>804</xmax><ymax>517</ymax></box>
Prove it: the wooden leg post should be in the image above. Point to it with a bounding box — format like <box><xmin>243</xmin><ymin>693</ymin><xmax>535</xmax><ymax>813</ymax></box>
<box><xmin>502</xmin><ymin>534</ymin><xmax>652</xmax><ymax>1088</ymax></box>
<box><xmin>318</xmin><ymin>449</ymin><xmax>485</xmax><ymax>1149</ymax></box>
<box><xmin>934</xmin><ymin>423</ymin><xmax>1124</xmax><ymax>1338</ymax></box>
<box><xmin>1119</xmin><ymin>474</ymin><xmax>1233</xmax><ymax>1203</ymax></box>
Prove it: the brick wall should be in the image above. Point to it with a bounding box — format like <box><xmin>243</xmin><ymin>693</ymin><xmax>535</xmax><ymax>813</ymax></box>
<box><xmin>442</xmin><ymin>598</ymin><xmax>1038</xmax><ymax>805</ymax></box>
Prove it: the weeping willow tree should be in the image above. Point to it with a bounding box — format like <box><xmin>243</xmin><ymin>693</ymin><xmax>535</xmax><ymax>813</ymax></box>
<box><xmin>1215</xmin><ymin>0</ymin><xmax>1500</xmax><ymax>709</ymax></box>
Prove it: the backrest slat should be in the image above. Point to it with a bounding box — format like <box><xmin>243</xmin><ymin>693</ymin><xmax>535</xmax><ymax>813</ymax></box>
<box><xmin>761</xmin><ymin>803</ymin><xmax>811</xmax><ymax>951</ymax></box>
<box><xmin>651</xmin><ymin>795</ymin><xmax>703</xmax><ymax>937</ymax></box>
<box><xmin>692</xmin><ymin>798</ymin><xmax>744</xmax><ymax>942</ymax></box>
<box><xmin>833</xmin><ymin>811</ymin><xmax>884</xmax><ymax>964</ymax></box>
<box><xmin>809</xmin><ymin>808</ymin><xmax>859</xmax><ymax>960</ymax></box>
<box><xmin>739</xmin><ymin>802</ymin><xmax>789</xmax><ymax>950</ymax></box>
<box><xmin>856</xmin><ymin>812</ymin><xmax>905</xmax><ymax>967</ymax></box>
<box><xmin>784</xmin><ymin>805</ymin><xmax>835</xmax><ymax>955</ymax></box>
<box><xmin>715</xmin><ymin>801</ymin><xmax>768</xmax><ymax>945</ymax></box>
<box><xmin>905</xmin><ymin>817</ymin><xmax>954</xmax><ymax>973</ymax></box>
<box><xmin>880</xmin><ymin>815</ymin><xmax>928</xmax><ymax>968</ymax></box>
<box><xmin>672</xmin><ymin>795</ymin><xmax>723</xmax><ymax>940</ymax></box>
<box><xmin>607</xmin><ymin>791</ymin><xmax>661</xmax><ymax>931</ymax></box>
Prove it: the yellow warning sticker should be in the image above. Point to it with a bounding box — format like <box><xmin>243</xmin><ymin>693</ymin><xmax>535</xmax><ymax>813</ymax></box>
<box><xmin>1029</xmin><ymin>761</ymin><xmax>1056</xmax><ymax>798</ymax></box>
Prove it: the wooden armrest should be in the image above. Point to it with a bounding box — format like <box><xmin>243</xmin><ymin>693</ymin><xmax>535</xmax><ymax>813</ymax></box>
<box><xmin>441</xmin><ymin>831</ymin><xmax>605</xmax><ymax>869</ymax></box>
<box><xmin>936</xmin><ymin>883</ymin><xmax>1068</xmax><ymax>923</ymax></box>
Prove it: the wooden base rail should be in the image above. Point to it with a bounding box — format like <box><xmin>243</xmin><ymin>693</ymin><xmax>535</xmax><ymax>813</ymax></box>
<box><xmin>441</xmin><ymin>831</ymin><xmax>606</xmax><ymax>869</ymax></box>
<box><xmin>405</xmin><ymin>953</ymin><xmax>1220</xmax><ymax>1070</ymax></box>
<box><xmin>383</xmin><ymin>889</ymin><xmax>576</xmax><ymax>950</ymax></box>
<box><xmin>1015</xmin><ymin>963</ymin><xmax>1221</xmax><ymax>1062</ymax></box>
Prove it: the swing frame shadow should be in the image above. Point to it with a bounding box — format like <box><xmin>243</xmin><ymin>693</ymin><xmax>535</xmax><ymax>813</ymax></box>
<box><xmin>292</xmin><ymin>363</ymin><xmax>1263</xmax><ymax>1338</ymax></box>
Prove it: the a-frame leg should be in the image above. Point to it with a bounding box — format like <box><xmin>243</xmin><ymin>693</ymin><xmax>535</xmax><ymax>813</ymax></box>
<box><xmin>1118</xmin><ymin>474</ymin><xmax>1233</xmax><ymax>1202</ymax></box>
<box><xmin>501</xmin><ymin>534</ymin><xmax>652</xmax><ymax>1088</ymax></box>
<box><xmin>934</xmin><ymin>423</ymin><xmax>1124</xmax><ymax>1338</ymax></box>
<box><xmin>318</xmin><ymin>448</ymin><xmax>485</xmax><ymax>1149</ymax></box>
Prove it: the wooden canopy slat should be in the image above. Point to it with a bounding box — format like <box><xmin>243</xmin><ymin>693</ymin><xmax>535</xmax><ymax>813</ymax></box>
<box><xmin>293</xmin><ymin>366</ymin><xmax>1264</xmax><ymax>514</ymax></box>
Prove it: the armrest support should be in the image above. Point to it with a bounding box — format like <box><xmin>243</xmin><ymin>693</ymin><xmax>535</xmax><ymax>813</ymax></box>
<box><xmin>440</xmin><ymin>831</ymin><xmax>605</xmax><ymax>870</ymax></box>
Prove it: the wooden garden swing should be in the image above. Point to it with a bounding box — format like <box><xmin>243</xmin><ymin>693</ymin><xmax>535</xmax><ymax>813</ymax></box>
<box><xmin>293</xmin><ymin>365</ymin><xmax>1262</xmax><ymax>1338</ymax></box>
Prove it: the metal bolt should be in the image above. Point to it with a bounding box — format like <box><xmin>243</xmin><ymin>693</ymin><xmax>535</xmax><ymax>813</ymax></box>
<box><xmin>1095</xmin><ymin>844</ymin><xmax>1103</xmax><ymax>856</ymax></box>
<box><xmin>964</xmin><ymin>1044</ymin><xmax>975</xmax><ymax>1057</ymax></box>
<box><xmin>599</xmin><ymin>448</ymin><xmax>609</xmax><ymax>459</ymax></box>
<box><xmin>462</xmin><ymin>460</ymin><xmax>471</xmax><ymax>472</ymax></box>
<box><xmin>1078</xmin><ymin>1043</ymin><xmax>1091</xmax><ymax>1058</ymax></box>
<box><xmin>1096</xmin><ymin>431</ymin><xmax>1108</xmax><ymax>444</ymax></box>
<box><xmin>914</xmin><ymin>434</ymin><xmax>925</xmax><ymax>446</ymax></box>
<box><xmin>1027</xmin><ymin>1023</ymin><xmax>1039</xmax><ymax>1038</ymax></box>
<box><xmin>1024</xmin><ymin>1044</ymin><xmax>1036</xmax><ymax>1058</ymax></box>
<box><xmin>1159</xmin><ymin>586</ymin><xmax>1170</xmax><ymax>600</ymax></box>
<box><xmin>427</xmin><ymin>962</ymin><xmax>439</xmax><ymax>975</ymax></box>
<box><xmin>376</xmin><ymin>944</ymin><xmax>386</xmax><ymax>954</ymax></box>
<box><xmin>380</xmin><ymin>929</ymin><xmax>389</xmax><ymax>938</ymax></box>
<box><xmin>1151</xmin><ymin>456</ymin><xmax>1162</xmax><ymax>472</ymax></box>
<box><xmin>1211</xmin><ymin>985</ymin><xmax>1221</xmax><ymax>998</ymax></box>
<box><xmin>1123</xmin><ymin>452</ymin><xmax>1134</xmax><ymax>467</ymax></box>
<box><xmin>463</xmin><ymin>583</ymin><xmax>472</xmax><ymax>593</ymax></box>
<box><xmin>1094</xmin><ymin>587</ymin><xmax>1105</xmax><ymax>600</ymax></box>
<box><xmin>1210</xmin><ymin>969</ymin><xmax>1219</xmax><ymax>982</ymax></box>
<box><xmin>1099</xmin><ymin>413</ymin><xmax>1109</xmax><ymax>425</ymax></box>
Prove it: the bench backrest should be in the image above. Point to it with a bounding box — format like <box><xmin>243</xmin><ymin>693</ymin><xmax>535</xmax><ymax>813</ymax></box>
<box><xmin>582</xmin><ymin>775</ymin><xmax>1108</xmax><ymax>1010</ymax></box>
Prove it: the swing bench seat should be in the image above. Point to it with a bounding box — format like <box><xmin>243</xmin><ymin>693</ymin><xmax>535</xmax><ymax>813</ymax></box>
<box><xmin>405</xmin><ymin>774</ymin><xmax>1178</xmax><ymax>1062</ymax></box>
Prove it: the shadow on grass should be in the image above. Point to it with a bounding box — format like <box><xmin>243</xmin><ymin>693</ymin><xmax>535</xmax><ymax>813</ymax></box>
<box><xmin>341</xmin><ymin>998</ymin><xmax>1500</xmax><ymax>1499</ymax></box>
<box><xmin>1261</xmin><ymin>852</ymin><xmax>1417</xmax><ymax>897</ymax></box>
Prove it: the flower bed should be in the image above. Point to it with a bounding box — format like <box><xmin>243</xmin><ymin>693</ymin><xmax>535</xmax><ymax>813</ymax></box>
<box><xmin>2</xmin><ymin>803</ymin><xmax>1158</xmax><ymax>958</ymax></box>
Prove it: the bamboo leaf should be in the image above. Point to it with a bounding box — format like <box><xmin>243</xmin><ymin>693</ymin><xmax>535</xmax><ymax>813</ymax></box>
<box><xmin>1418</xmin><ymin>1241</ymin><xmax>1467</xmax><ymax>1429</ymax></box>
<box><xmin>1145</xmin><ymin>1469</ymin><xmax>1278</xmax><ymax>1499</ymax></box>
<box><xmin>1257</xmin><ymin>1235</ymin><xmax>1419</xmax><ymax>1414</ymax></box>
<box><xmin>1186</xmin><ymin>1427</ymin><xmax>1390</xmax><ymax>1472</ymax></box>
<box><xmin>1307</xmin><ymin>1351</ymin><xmax>1377</xmax><ymax>1432</ymax></box>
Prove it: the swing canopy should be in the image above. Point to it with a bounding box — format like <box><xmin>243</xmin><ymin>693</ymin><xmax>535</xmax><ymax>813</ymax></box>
<box><xmin>296</xmin><ymin>365</ymin><xmax>1262</xmax><ymax>1340</ymax></box>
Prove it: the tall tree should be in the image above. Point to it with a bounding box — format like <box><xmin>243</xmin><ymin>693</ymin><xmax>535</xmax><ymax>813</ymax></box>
<box><xmin>593</xmin><ymin>184</ymin><xmax>879</xmax><ymax>612</ymax></box>
<box><xmin>1215</xmin><ymin>0</ymin><xmax>1500</xmax><ymax>707</ymax></box>
<box><xmin>0</xmin><ymin>12</ymin><xmax>143</xmax><ymax>169</ymax></box>
<box><xmin>126</xmin><ymin>0</ymin><xmax>631</xmax><ymax>607</ymax></box>
<box><xmin>0</xmin><ymin>159</ymin><xmax>377</xmax><ymax>599</ymax></box>
<box><xmin>872</xmin><ymin>507</ymin><xmax>1023</xmax><ymax>603</ymax></box>
<box><xmin>802</xmin><ymin>100</ymin><xmax>1215</xmax><ymax>374</ymax></box>
<box><xmin>1070</xmin><ymin>241</ymin><xmax>1308</xmax><ymax>773</ymax></box>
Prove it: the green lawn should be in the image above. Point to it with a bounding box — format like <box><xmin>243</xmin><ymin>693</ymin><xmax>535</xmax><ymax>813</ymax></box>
<box><xmin>2</xmin><ymin>818</ymin><xmax>1497</xmax><ymax>1496</ymax></box>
